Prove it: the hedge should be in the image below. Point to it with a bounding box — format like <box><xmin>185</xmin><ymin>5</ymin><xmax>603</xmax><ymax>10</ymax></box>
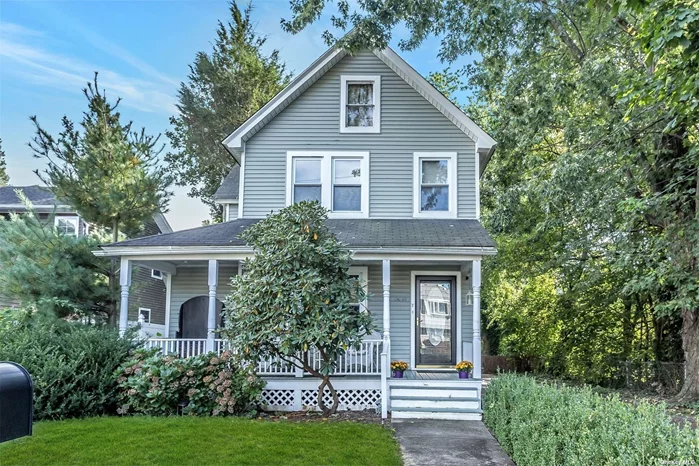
<box><xmin>483</xmin><ymin>373</ymin><xmax>699</xmax><ymax>465</ymax></box>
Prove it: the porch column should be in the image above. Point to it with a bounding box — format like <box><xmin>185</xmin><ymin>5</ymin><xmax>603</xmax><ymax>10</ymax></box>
<box><xmin>381</xmin><ymin>259</ymin><xmax>390</xmax><ymax>420</ymax></box>
<box><xmin>472</xmin><ymin>259</ymin><xmax>482</xmax><ymax>379</ymax></box>
<box><xmin>119</xmin><ymin>258</ymin><xmax>132</xmax><ymax>336</ymax></box>
<box><xmin>207</xmin><ymin>259</ymin><xmax>219</xmax><ymax>353</ymax></box>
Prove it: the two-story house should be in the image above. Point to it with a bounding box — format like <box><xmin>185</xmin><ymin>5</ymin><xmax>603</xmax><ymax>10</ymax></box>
<box><xmin>0</xmin><ymin>185</ymin><xmax>172</xmax><ymax>336</ymax></box>
<box><xmin>97</xmin><ymin>45</ymin><xmax>497</xmax><ymax>420</ymax></box>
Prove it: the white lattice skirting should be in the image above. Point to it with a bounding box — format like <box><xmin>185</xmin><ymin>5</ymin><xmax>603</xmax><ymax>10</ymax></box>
<box><xmin>260</xmin><ymin>378</ymin><xmax>381</xmax><ymax>412</ymax></box>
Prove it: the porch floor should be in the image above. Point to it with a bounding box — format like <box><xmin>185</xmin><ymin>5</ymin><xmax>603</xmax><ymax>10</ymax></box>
<box><xmin>404</xmin><ymin>370</ymin><xmax>476</xmax><ymax>380</ymax></box>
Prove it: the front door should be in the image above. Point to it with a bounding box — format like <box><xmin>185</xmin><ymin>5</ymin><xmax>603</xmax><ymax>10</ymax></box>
<box><xmin>415</xmin><ymin>276</ymin><xmax>456</xmax><ymax>366</ymax></box>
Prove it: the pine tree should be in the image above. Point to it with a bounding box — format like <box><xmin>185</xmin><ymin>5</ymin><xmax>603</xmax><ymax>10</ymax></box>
<box><xmin>29</xmin><ymin>73</ymin><xmax>173</xmax><ymax>325</ymax></box>
<box><xmin>0</xmin><ymin>139</ymin><xmax>9</xmax><ymax>187</ymax></box>
<box><xmin>165</xmin><ymin>1</ymin><xmax>290</xmax><ymax>219</ymax></box>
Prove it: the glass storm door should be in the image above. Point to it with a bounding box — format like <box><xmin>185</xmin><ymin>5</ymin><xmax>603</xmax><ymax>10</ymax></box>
<box><xmin>416</xmin><ymin>277</ymin><xmax>456</xmax><ymax>366</ymax></box>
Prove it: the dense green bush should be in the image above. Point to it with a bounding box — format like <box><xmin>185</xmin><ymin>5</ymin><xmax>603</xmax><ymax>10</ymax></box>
<box><xmin>115</xmin><ymin>350</ymin><xmax>265</xmax><ymax>416</ymax></box>
<box><xmin>0</xmin><ymin>310</ymin><xmax>137</xmax><ymax>420</ymax></box>
<box><xmin>484</xmin><ymin>374</ymin><xmax>699</xmax><ymax>465</ymax></box>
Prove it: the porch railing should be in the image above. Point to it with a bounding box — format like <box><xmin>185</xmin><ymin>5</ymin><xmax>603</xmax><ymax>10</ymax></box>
<box><xmin>143</xmin><ymin>338</ymin><xmax>382</xmax><ymax>376</ymax></box>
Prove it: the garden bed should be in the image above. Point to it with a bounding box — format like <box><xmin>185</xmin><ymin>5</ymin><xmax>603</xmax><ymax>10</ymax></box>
<box><xmin>0</xmin><ymin>417</ymin><xmax>401</xmax><ymax>466</ymax></box>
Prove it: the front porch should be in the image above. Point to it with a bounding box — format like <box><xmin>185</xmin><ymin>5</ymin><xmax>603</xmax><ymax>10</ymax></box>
<box><xmin>115</xmin><ymin>253</ymin><xmax>485</xmax><ymax>419</ymax></box>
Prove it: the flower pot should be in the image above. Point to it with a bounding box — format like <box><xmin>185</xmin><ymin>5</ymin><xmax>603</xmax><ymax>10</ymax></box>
<box><xmin>458</xmin><ymin>371</ymin><xmax>470</xmax><ymax>379</ymax></box>
<box><xmin>393</xmin><ymin>370</ymin><xmax>404</xmax><ymax>378</ymax></box>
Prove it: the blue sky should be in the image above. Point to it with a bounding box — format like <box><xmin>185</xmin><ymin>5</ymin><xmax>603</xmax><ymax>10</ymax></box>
<box><xmin>0</xmin><ymin>0</ymin><xmax>474</xmax><ymax>230</ymax></box>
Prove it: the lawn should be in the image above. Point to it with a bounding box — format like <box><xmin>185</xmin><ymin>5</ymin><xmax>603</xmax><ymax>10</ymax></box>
<box><xmin>0</xmin><ymin>417</ymin><xmax>402</xmax><ymax>466</ymax></box>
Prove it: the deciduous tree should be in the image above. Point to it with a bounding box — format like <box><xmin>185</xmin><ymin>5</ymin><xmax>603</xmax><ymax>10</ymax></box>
<box><xmin>0</xmin><ymin>139</ymin><xmax>9</xmax><ymax>187</ymax></box>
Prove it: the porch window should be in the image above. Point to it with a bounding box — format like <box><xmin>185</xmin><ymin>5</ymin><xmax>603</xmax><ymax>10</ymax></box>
<box><xmin>340</xmin><ymin>75</ymin><xmax>381</xmax><ymax>133</ymax></box>
<box><xmin>292</xmin><ymin>158</ymin><xmax>322</xmax><ymax>203</ymax></box>
<box><xmin>348</xmin><ymin>266</ymin><xmax>368</xmax><ymax>313</ymax></box>
<box><xmin>151</xmin><ymin>269</ymin><xmax>163</xmax><ymax>280</ymax></box>
<box><xmin>413</xmin><ymin>152</ymin><xmax>457</xmax><ymax>218</ymax></box>
<box><xmin>287</xmin><ymin>152</ymin><xmax>369</xmax><ymax>217</ymax></box>
<box><xmin>55</xmin><ymin>217</ymin><xmax>79</xmax><ymax>236</ymax></box>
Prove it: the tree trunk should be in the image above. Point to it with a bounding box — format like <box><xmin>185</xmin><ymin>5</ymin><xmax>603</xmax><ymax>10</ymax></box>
<box><xmin>674</xmin><ymin>308</ymin><xmax>699</xmax><ymax>403</ymax></box>
<box><xmin>317</xmin><ymin>375</ymin><xmax>339</xmax><ymax>417</ymax></box>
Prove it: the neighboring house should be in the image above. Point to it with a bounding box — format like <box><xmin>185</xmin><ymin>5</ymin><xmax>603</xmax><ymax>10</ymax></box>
<box><xmin>97</xmin><ymin>45</ymin><xmax>497</xmax><ymax>420</ymax></box>
<box><xmin>0</xmin><ymin>186</ymin><xmax>172</xmax><ymax>336</ymax></box>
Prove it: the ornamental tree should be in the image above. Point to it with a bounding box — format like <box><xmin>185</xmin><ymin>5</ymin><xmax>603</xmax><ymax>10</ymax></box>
<box><xmin>221</xmin><ymin>201</ymin><xmax>374</xmax><ymax>416</ymax></box>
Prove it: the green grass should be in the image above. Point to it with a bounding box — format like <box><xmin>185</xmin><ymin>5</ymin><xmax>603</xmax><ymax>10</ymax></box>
<box><xmin>0</xmin><ymin>417</ymin><xmax>402</xmax><ymax>466</ymax></box>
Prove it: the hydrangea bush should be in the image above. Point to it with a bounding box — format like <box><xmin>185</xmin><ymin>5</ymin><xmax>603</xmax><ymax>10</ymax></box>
<box><xmin>115</xmin><ymin>349</ymin><xmax>265</xmax><ymax>416</ymax></box>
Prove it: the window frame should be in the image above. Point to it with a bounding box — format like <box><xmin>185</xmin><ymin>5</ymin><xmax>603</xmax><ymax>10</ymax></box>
<box><xmin>54</xmin><ymin>216</ymin><xmax>80</xmax><ymax>236</ymax></box>
<box><xmin>151</xmin><ymin>269</ymin><xmax>163</xmax><ymax>280</ymax></box>
<box><xmin>348</xmin><ymin>266</ymin><xmax>369</xmax><ymax>313</ymax></box>
<box><xmin>340</xmin><ymin>75</ymin><xmax>381</xmax><ymax>134</ymax></box>
<box><xmin>286</xmin><ymin>151</ymin><xmax>370</xmax><ymax>218</ymax></box>
<box><xmin>138</xmin><ymin>308</ymin><xmax>151</xmax><ymax>324</ymax></box>
<box><xmin>413</xmin><ymin>152</ymin><xmax>458</xmax><ymax>218</ymax></box>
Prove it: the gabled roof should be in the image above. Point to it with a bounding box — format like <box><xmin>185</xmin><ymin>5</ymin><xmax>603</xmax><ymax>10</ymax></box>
<box><xmin>213</xmin><ymin>165</ymin><xmax>240</xmax><ymax>202</ymax></box>
<box><xmin>101</xmin><ymin>218</ymin><xmax>496</xmax><ymax>252</ymax></box>
<box><xmin>222</xmin><ymin>45</ymin><xmax>497</xmax><ymax>171</ymax></box>
<box><xmin>0</xmin><ymin>186</ymin><xmax>70</xmax><ymax>209</ymax></box>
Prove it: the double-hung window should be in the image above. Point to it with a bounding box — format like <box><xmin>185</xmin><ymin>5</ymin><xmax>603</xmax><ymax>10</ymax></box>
<box><xmin>413</xmin><ymin>152</ymin><xmax>457</xmax><ymax>218</ymax></box>
<box><xmin>340</xmin><ymin>76</ymin><xmax>381</xmax><ymax>133</ymax></box>
<box><xmin>287</xmin><ymin>152</ymin><xmax>369</xmax><ymax>217</ymax></box>
<box><xmin>55</xmin><ymin>216</ymin><xmax>79</xmax><ymax>236</ymax></box>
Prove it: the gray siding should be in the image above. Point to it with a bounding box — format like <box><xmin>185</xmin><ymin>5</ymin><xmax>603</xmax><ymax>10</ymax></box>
<box><xmin>168</xmin><ymin>264</ymin><xmax>238</xmax><ymax>338</ymax></box>
<box><xmin>242</xmin><ymin>51</ymin><xmax>477</xmax><ymax>219</ymax></box>
<box><xmin>128</xmin><ymin>267</ymin><xmax>167</xmax><ymax>325</ymax></box>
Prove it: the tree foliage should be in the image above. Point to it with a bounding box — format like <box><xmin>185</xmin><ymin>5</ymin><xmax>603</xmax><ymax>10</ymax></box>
<box><xmin>221</xmin><ymin>202</ymin><xmax>374</xmax><ymax>416</ymax></box>
<box><xmin>0</xmin><ymin>195</ymin><xmax>112</xmax><ymax>320</ymax></box>
<box><xmin>283</xmin><ymin>0</ymin><xmax>699</xmax><ymax>398</ymax></box>
<box><xmin>30</xmin><ymin>73</ymin><xmax>173</xmax><ymax>241</ymax></box>
<box><xmin>166</xmin><ymin>1</ymin><xmax>290</xmax><ymax>218</ymax></box>
<box><xmin>0</xmin><ymin>138</ymin><xmax>8</xmax><ymax>187</ymax></box>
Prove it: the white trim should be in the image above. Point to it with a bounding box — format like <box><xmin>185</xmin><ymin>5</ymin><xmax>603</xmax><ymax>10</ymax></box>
<box><xmin>222</xmin><ymin>45</ymin><xmax>495</xmax><ymax>152</ymax></box>
<box><xmin>151</xmin><ymin>269</ymin><xmax>163</xmax><ymax>280</ymax></box>
<box><xmin>164</xmin><ymin>273</ymin><xmax>172</xmax><ymax>338</ymax></box>
<box><xmin>238</xmin><ymin>146</ymin><xmax>245</xmax><ymax>219</ymax></box>
<box><xmin>476</xmin><ymin>147</ymin><xmax>481</xmax><ymax>219</ymax></box>
<box><xmin>285</xmin><ymin>151</ymin><xmax>370</xmax><ymax>218</ymax></box>
<box><xmin>340</xmin><ymin>75</ymin><xmax>381</xmax><ymax>133</ymax></box>
<box><xmin>54</xmin><ymin>216</ymin><xmax>80</xmax><ymax>236</ymax></box>
<box><xmin>413</xmin><ymin>152</ymin><xmax>457</xmax><ymax>218</ymax></box>
<box><xmin>410</xmin><ymin>271</ymin><xmax>462</xmax><ymax>370</ymax></box>
<box><xmin>138</xmin><ymin>307</ymin><xmax>152</xmax><ymax>324</ymax></box>
<box><xmin>152</xmin><ymin>212</ymin><xmax>173</xmax><ymax>233</ymax></box>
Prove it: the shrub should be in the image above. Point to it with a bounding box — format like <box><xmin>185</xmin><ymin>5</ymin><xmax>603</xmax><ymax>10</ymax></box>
<box><xmin>483</xmin><ymin>373</ymin><xmax>699</xmax><ymax>465</ymax></box>
<box><xmin>115</xmin><ymin>350</ymin><xmax>265</xmax><ymax>416</ymax></box>
<box><xmin>0</xmin><ymin>311</ymin><xmax>137</xmax><ymax>420</ymax></box>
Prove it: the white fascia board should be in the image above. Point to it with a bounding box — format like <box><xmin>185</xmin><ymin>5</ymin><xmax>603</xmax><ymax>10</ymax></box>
<box><xmin>213</xmin><ymin>199</ymin><xmax>239</xmax><ymax>205</ymax></box>
<box><xmin>223</xmin><ymin>47</ymin><xmax>346</xmax><ymax>150</ymax></box>
<box><xmin>152</xmin><ymin>212</ymin><xmax>173</xmax><ymax>233</ymax></box>
<box><xmin>374</xmin><ymin>48</ymin><xmax>497</xmax><ymax>150</ymax></box>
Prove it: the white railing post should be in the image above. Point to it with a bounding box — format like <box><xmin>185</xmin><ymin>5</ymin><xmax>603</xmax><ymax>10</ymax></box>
<box><xmin>381</xmin><ymin>259</ymin><xmax>391</xmax><ymax>420</ymax></box>
<box><xmin>473</xmin><ymin>259</ymin><xmax>482</xmax><ymax>379</ymax></box>
<box><xmin>206</xmin><ymin>260</ymin><xmax>219</xmax><ymax>353</ymax></box>
<box><xmin>119</xmin><ymin>258</ymin><xmax>132</xmax><ymax>336</ymax></box>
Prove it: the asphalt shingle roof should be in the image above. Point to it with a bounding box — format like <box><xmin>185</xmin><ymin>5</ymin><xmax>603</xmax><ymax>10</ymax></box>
<box><xmin>0</xmin><ymin>186</ymin><xmax>64</xmax><ymax>207</ymax></box>
<box><xmin>105</xmin><ymin>218</ymin><xmax>496</xmax><ymax>250</ymax></box>
<box><xmin>212</xmin><ymin>166</ymin><xmax>240</xmax><ymax>201</ymax></box>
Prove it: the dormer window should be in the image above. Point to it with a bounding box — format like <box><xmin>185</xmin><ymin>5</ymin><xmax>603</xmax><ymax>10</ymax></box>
<box><xmin>340</xmin><ymin>75</ymin><xmax>381</xmax><ymax>133</ymax></box>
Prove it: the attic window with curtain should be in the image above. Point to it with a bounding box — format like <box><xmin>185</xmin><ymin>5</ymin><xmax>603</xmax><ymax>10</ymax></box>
<box><xmin>340</xmin><ymin>75</ymin><xmax>381</xmax><ymax>133</ymax></box>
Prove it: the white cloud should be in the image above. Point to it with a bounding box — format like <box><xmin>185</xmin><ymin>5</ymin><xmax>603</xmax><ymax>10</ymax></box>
<box><xmin>0</xmin><ymin>24</ymin><xmax>177</xmax><ymax>115</ymax></box>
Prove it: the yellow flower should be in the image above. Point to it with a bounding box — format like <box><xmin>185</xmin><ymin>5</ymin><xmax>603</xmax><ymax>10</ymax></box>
<box><xmin>313</xmin><ymin>233</ymin><xmax>318</xmax><ymax>240</ymax></box>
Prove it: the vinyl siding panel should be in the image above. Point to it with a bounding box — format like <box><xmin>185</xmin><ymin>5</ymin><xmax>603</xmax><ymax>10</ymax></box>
<box><xmin>128</xmin><ymin>267</ymin><xmax>167</xmax><ymax>325</ymax></box>
<box><xmin>168</xmin><ymin>265</ymin><xmax>238</xmax><ymax>338</ymax></box>
<box><xmin>243</xmin><ymin>51</ymin><xmax>477</xmax><ymax>218</ymax></box>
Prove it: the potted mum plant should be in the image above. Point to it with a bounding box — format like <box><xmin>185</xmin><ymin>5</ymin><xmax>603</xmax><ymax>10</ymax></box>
<box><xmin>391</xmin><ymin>361</ymin><xmax>408</xmax><ymax>378</ymax></box>
<box><xmin>455</xmin><ymin>360</ymin><xmax>473</xmax><ymax>379</ymax></box>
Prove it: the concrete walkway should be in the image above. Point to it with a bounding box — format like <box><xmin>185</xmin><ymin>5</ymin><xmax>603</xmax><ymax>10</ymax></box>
<box><xmin>392</xmin><ymin>420</ymin><xmax>515</xmax><ymax>466</ymax></box>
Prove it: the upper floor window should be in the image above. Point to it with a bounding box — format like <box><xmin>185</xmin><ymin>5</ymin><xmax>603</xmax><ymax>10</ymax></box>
<box><xmin>340</xmin><ymin>75</ymin><xmax>381</xmax><ymax>133</ymax></box>
<box><xmin>287</xmin><ymin>151</ymin><xmax>369</xmax><ymax>218</ymax></box>
<box><xmin>55</xmin><ymin>216</ymin><xmax>79</xmax><ymax>236</ymax></box>
<box><xmin>413</xmin><ymin>152</ymin><xmax>457</xmax><ymax>218</ymax></box>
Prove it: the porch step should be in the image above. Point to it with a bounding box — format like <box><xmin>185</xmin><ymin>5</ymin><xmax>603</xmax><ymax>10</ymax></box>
<box><xmin>389</xmin><ymin>383</ymin><xmax>482</xmax><ymax>420</ymax></box>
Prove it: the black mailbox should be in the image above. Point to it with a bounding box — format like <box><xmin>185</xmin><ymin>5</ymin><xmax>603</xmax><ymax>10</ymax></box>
<box><xmin>0</xmin><ymin>362</ymin><xmax>33</xmax><ymax>443</ymax></box>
